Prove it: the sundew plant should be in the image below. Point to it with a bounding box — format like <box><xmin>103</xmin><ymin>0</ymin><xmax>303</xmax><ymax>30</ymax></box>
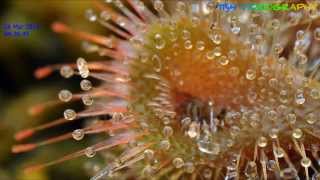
<box><xmin>12</xmin><ymin>0</ymin><xmax>320</xmax><ymax>179</ymax></box>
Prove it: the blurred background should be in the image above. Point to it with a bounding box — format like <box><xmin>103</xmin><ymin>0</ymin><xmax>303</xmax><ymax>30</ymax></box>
<box><xmin>0</xmin><ymin>0</ymin><xmax>110</xmax><ymax>179</ymax></box>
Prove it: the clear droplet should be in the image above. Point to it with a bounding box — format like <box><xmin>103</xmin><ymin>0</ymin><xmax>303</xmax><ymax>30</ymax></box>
<box><xmin>248</xmin><ymin>92</ymin><xmax>257</xmax><ymax>104</ymax></box>
<box><xmin>191</xmin><ymin>16</ymin><xmax>200</xmax><ymax>27</ymax></box>
<box><xmin>267</xmin><ymin>160</ymin><xmax>277</xmax><ymax>171</ymax></box>
<box><xmin>114</xmin><ymin>0</ymin><xmax>124</xmax><ymax>8</ymax></box>
<box><xmin>209</xmin><ymin>28</ymin><xmax>222</xmax><ymax>45</ymax></box>
<box><xmin>267</xmin><ymin>110</ymin><xmax>278</xmax><ymax>121</ymax></box>
<box><xmin>82</xmin><ymin>41</ymin><xmax>99</xmax><ymax>52</ymax></box>
<box><xmin>296</xmin><ymin>30</ymin><xmax>305</xmax><ymax>40</ymax></box>
<box><xmin>169</xmin><ymin>32</ymin><xmax>177</xmax><ymax>42</ymax></box>
<box><xmin>261</xmin><ymin>66</ymin><xmax>270</xmax><ymax>77</ymax></box>
<box><xmin>206</xmin><ymin>50</ymin><xmax>214</xmax><ymax>60</ymax></box>
<box><xmin>206</xmin><ymin>2</ymin><xmax>214</xmax><ymax>13</ymax></box>
<box><xmin>196</xmin><ymin>41</ymin><xmax>205</xmax><ymax>51</ymax></box>
<box><xmin>77</xmin><ymin>57</ymin><xmax>90</xmax><ymax>78</ymax></box>
<box><xmin>182</xmin><ymin>30</ymin><xmax>191</xmax><ymax>40</ymax></box>
<box><xmin>231</xmin><ymin>25</ymin><xmax>240</xmax><ymax>35</ymax></box>
<box><xmin>310</xmin><ymin>89</ymin><xmax>320</xmax><ymax>99</ymax></box>
<box><xmin>306</xmin><ymin>113</ymin><xmax>317</xmax><ymax>124</ymax></box>
<box><xmin>111</xmin><ymin>112</ymin><xmax>123</xmax><ymax>124</ymax></box>
<box><xmin>278</xmin><ymin>57</ymin><xmax>286</xmax><ymax>64</ymax></box>
<box><xmin>301</xmin><ymin>157</ymin><xmax>311</xmax><ymax>167</ymax></box>
<box><xmin>287</xmin><ymin>113</ymin><xmax>297</xmax><ymax>124</ymax></box>
<box><xmin>255</xmin><ymin>34</ymin><xmax>264</xmax><ymax>45</ymax></box>
<box><xmin>274</xmin><ymin>147</ymin><xmax>284</xmax><ymax>158</ymax></box>
<box><xmin>295</xmin><ymin>89</ymin><xmax>305</xmax><ymax>105</ymax></box>
<box><xmin>187</xmin><ymin>122</ymin><xmax>198</xmax><ymax>138</ymax></box>
<box><xmin>100</xmin><ymin>11</ymin><xmax>111</xmax><ymax>21</ymax></box>
<box><xmin>143</xmin><ymin>149</ymin><xmax>154</xmax><ymax>161</ymax></box>
<box><xmin>72</xmin><ymin>129</ymin><xmax>84</xmax><ymax>141</ymax></box>
<box><xmin>314</xmin><ymin>28</ymin><xmax>320</xmax><ymax>41</ymax></box>
<box><xmin>153</xmin><ymin>0</ymin><xmax>164</xmax><ymax>11</ymax></box>
<box><xmin>82</xmin><ymin>95</ymin><xmax>93</xmax><ymax>106</ymax></box>
<box><xmin>280</xmin><ymin>168</ymin><xmax>297</xmax><ymax>179</ymax></box>
<box><xmin>60</xmin><ymin>65</ymin><xmax>74</xmax><ymax>78</ymax></box>
<box><xmin>270</xmin><ymin>19</ymin><xmax>280</xmax><ymax>30</ymax></box>
<box><xmin>245</xmin><ymin>161</ymin><xmax>258</xmax><ymax>178</ymax></box>
<box><xmin>184</xmin><ymin>162</ymin><xmax>195</xmax><ymax>173</ymax></box>
<box><xmin>289</xmin><ymin>12</ymin><xmax>301</xmax><ymax>25</ymax></box>
<box><xmin>181</xmin><ymin>117</ymin><xmax>191</xmax><ymax>126</ymax></box>
<box><xmin>228</xmin><ymin>50</ymin><xmax>237</xmax><ymax>61</ymax></box>
<box><xmin>142</xmin><ymin>165</ymin><xmax>155</xmax><ymax>176</ymax></box>
<box><xmin>279</xmin><ymin>90</ymin><xmax>289</xmax><ymax>104</ymax></box>
<box><xmin>308</xmin><ymin>9</ymin><xmax>319</xmax><ymax>19</ymax></box>
<box><xmin>297</xmin><ymin>53</ymin><xmax>308</xmax><ymax>65</ymax></box>
<box><xmin>184</xmin><ymin>40</ymin><xmax>193</xmax><ymax>50</ymax></box>
<box><xmin>162</xmin><ymin>117</ymin><xmax>171</xmax><ymax>125</ymax></box>
<box><xmin>230</xmin><ymin>126</ymin><xmax>241</xmax><ymax>138</ymax></box>
<box><xmin>257</xmin><ymin>136</ymin><xmax>267</xmax><ymax>148</ymax></box>
<box><xmin>168</xmin><ymin>20</ymin><xmax>177</xmax><ymax>30</ymax></box>
<box><xmin>213</xmin><ymin>47</ymin><xmax>222</xmax><ymax>57</ymax></box>
<box><xmin>116</xmin><ymin>17</ymin><xmax>126</xmax><ymax>27</ymax></box>
<box><xmin>226</xmin><ymin>139</ymin><xmax>234</xmax><ymax>147</ymax></box>
<box><xmin>154</xmin><ymin>34</ymin><xmax>165</xmax><ymax>50</ymax></box>
<box><xmin>292</xmin><ymin>128</ymin><xmax>303</xmax><ymax>139</ymax></box>
<box><xmin>151</xmin><ymin>55</ymin><xmax>162</xmax><ymax>72</ymax></box>
<box><xmin>162</xmin><ymin>126</ymin><xmax>173</xmax><ymax>137</ymax></box>
<box><xmin>246</xmin><ymin>69</ymin><xmax>256</xmax><ymax>80</ymax></box>
<box><xmin>159</xmin><ymin>140</ymin><xmax>170</xmax><ymax>150</ymax></box>
<box><xmin>80</xmin><ymin>79</ymin><xmax>92</xmax><ymax>91</ymax></box>
<box><xmin>85</xmin><ymin>147</ymin><xmax>96</xmax><ymax>158</ymax></box>
<box><xmin>58</xmin><ymin>90</ymin><xmax>72</xmax><ymax>102</ymax></box>
<box><xmin>172</xmin><ymin>158</ymin><xmax>184</xmax><ymax>168</ymax></box>
<box><xmin>269</xmin><ymin>128</ymin><xmax>278</xmax><ymax>139</ymax></box>
<box><xmin>218</xmin><ymin>56</ymin><xmax>229</xmax><ymax>66</ymax></box>
<box><xmin>176</xmin><ymin>1</ymin><xmax>186</xmax><ymax>13</ymax></box>
<box><xmin>198</xmin><ymin>140</ymin><xmax>220</xmax><ymax>155</ymax></box>
<box><xmin>140</xmin><ymin>54</ymin><xmax>149</xmax><ymax>63</ymax></box>
<box><xmin>130</xmin><ymin>37</ymin><xmax>143</xmax><ymax>49</ymax></box>
<box><xmin>64</xmin><ymin>109</ymin><xmax>76</xmax><ymax>120</ymax></box>
<box><xmin>269</xmin><ymin>78</ymin><xmax>278</xmax><ymax>89</ymax></box>
<box><xmin>202</xmin><ymin>168</ymin><xmax>212</xmax><ymax>179</ymax></box>
<box><xmin>85</xmin><ymin>9</ymin><xmax>97</xmax><ymax>22</ymax></box>
<box><xmin>273</xmin><ymin>43</ymin><xmax>283</xmax><ymax>55</ymax></box>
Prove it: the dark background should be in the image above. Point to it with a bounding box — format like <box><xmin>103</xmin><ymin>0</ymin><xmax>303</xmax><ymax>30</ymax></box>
<box><xmin>0</xmin><ymin>1</ymin><xmax>109</xmax><ymax>179</ymax></box>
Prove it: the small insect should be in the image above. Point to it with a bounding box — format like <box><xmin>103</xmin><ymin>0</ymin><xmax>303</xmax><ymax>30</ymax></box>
<box><xmin>12</xmin><ymin>0</ymin><xmax>320</xmax><ymax>179</ymax></box>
